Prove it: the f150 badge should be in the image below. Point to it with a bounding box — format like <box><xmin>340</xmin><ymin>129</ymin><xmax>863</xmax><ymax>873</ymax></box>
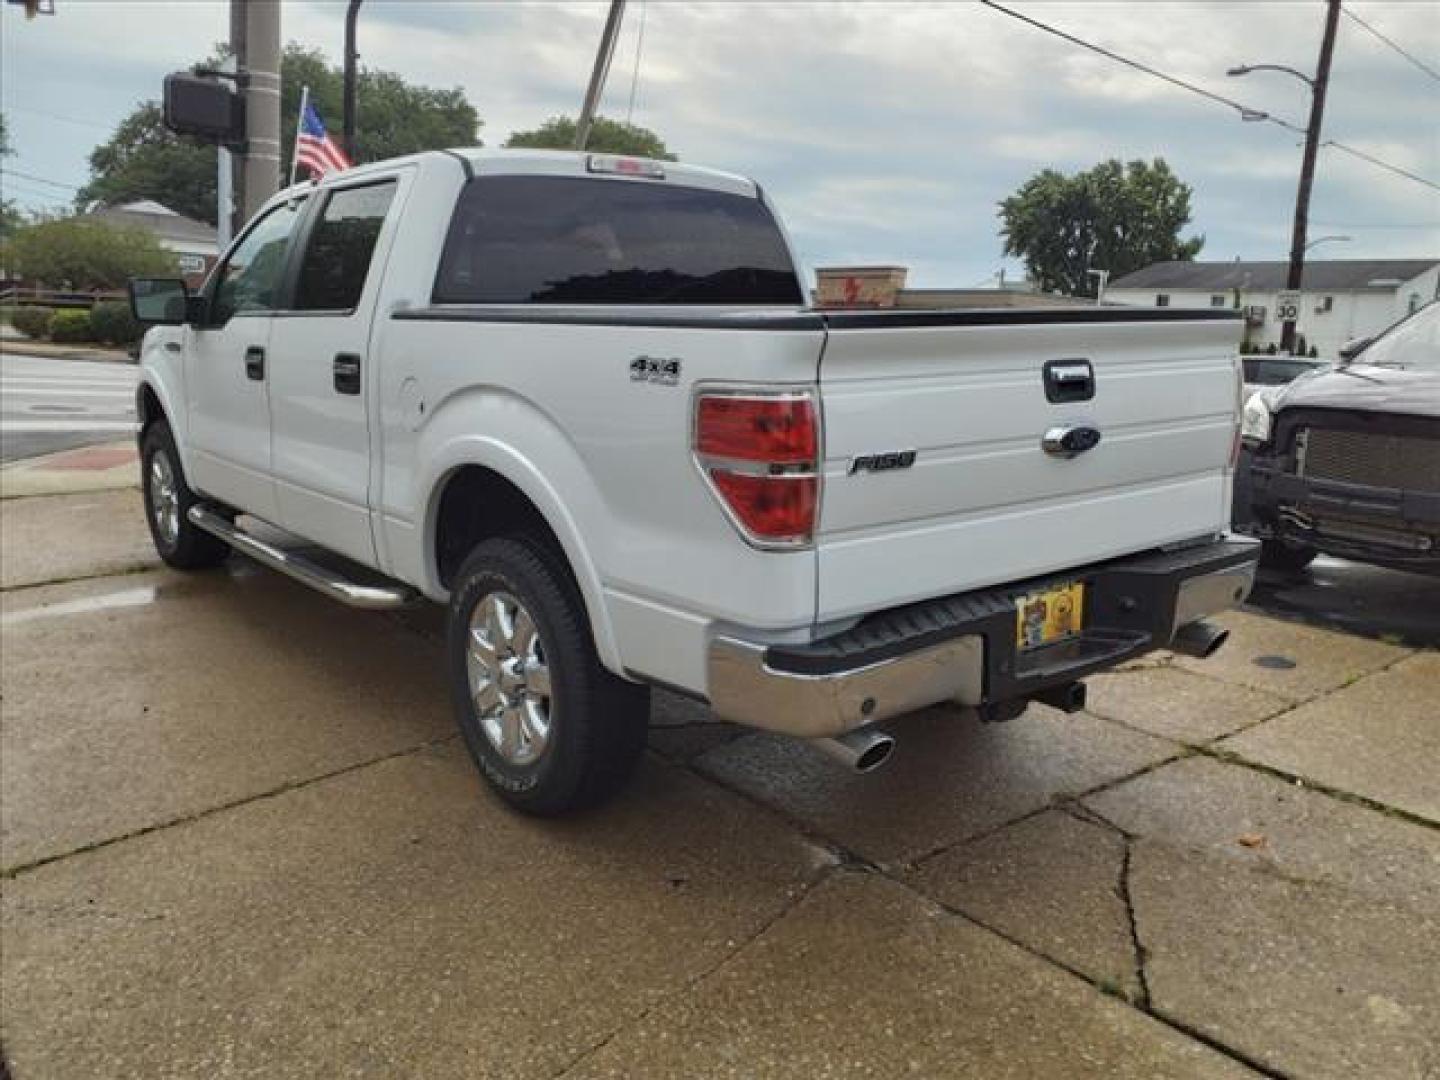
<box><xmin>849</xmin><ymin>450</ymin><xmax>917</xmax><ymax>475</ymax></box>
<box><xmin>630</xmin><ymin>355</ymin><xmax>682</xmax><ymax>385</ymax></box>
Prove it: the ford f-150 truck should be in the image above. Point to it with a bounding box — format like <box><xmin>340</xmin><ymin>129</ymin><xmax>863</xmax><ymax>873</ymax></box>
<box><xmin>129</xmin><ymin>149</ymin><xmax>1258</xmax><ymax>814</ymax></box>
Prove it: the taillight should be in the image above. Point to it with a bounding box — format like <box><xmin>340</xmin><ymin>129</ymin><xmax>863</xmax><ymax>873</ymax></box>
<box><xmin>694</xmin><ymin>389</ymin><xmax>820</xmax><ymax>546</ymax></box>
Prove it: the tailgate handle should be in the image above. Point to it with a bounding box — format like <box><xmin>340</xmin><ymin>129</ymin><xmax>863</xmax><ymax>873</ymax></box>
<box><xmin>1044</xmin><ymin>358</ymin><xmax>1094</xmax><ymax>403</ymax></box>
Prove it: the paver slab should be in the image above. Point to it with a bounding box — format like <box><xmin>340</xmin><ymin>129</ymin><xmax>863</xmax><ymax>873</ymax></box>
<box><xmin>1087</xmin><ymin>755</ymin><xmax>1440</xmax><ymax>917</ymax></box>
<box><xmin>1084</xmin><ymin>665</ymin><xmax>1290</xmax><ymax>744</ymax></box>
<box><xmin>1132</xmin><ymin>841</ymin><xmax>1440</xmax><ymax>1080</ymax></box>
<box><xmin>695</xmin><ymin>704</ymin><xmax>1178</xmax><ymax>867</ymax></box>
<box><xmin>907</xmin><ymin>809</ymin><xmax>1140</xmax><ymax>1000</ymax></box>
<box><xmin>567</xmin><ymin>872</ymin><xmax>1254</xmax><ymax>1079</ymax></box>
<box><xmin>1172</xmin><ymin>609</ymin><xmax>1409</xmax><ymax>701</ymax></box>
<box><xmin>1</xmin><ymin>744</ymin><xmax>827</xmax><ymax>1080</ymax></box>
<box><xmin>1</xmin><ymin>567</ymin><xmax>450</xmax><ymax>871</ymax></box>
<box><xmin>0</xmin><ymin>489</ymin><xmax>154</xmax><ymax>589</ymax></box>
<box><xmin>1219</xmin><ymin>652</ymin><xmax>1440</xmax><ymax>823</ymax></box>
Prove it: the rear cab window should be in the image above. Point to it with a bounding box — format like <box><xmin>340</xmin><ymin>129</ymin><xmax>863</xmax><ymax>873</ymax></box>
<box><xmin>432</xmin><ymin>175</ymin><xmax>803</xmax><ymax>306</ymax></box>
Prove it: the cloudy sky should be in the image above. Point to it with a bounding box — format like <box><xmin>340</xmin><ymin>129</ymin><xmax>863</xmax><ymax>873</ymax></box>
<box><xmin>2</xmin><ymin>0</ymin><xmax>1436</xmax><ymax>285</ymax></box>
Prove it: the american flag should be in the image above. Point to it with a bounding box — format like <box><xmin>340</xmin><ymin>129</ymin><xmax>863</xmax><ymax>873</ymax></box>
<box><xmin>295</xmin><ymin>102</ymin><xmax>351</xmax><ymax>179</ymax></box>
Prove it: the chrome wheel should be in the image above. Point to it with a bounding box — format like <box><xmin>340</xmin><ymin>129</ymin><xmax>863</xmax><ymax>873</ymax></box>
<box><xmin>149</xmin><ymin>448</ymin><xmax>180</xmax><ymax>547</ymax></box>
<box><xmin>466</xmin><ymin>591</ymin><xmax>553</xmax><ymax>766</ymax></box>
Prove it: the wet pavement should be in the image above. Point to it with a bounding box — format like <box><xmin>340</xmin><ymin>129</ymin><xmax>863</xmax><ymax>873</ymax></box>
<box><xmin>2</xmin><ymin>489</ymin><xmax>1437</xmax><ymax>1079</ymax></box>
<box><xmin>1246</xmin><ymin>555</ymin><xmax>1440</xmax><ymax>649</ymax></box>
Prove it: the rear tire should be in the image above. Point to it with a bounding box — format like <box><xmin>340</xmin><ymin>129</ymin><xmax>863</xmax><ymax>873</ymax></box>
<box><xmin>141</xmin><ymin>420</ymin><xmax>230</xmax><ymax>570</ymax></box>
<box><xmin>1260</xmin><ymin>539</ymin><xmax>1317</xmax><ymax>574</ymax></box>
<box><xmin>447</xmin><ymin>536</ymin><xmax>649</xmax><ymax>816</ymax></box>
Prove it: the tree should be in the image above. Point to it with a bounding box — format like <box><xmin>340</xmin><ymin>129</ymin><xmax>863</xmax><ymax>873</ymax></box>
<box><xmin>1</xmin><ymin>111</ymin><xmax>22</xmax><ymax>239</ymax></box>
<box><xmin>3</xmin><ymin>216</ymin><xmax>178</xmax><ymax>289</ymax></box>
<box><xmin>998</xmin><ymin>158</ymin><xmax>1203</xmax><ymax>296</ymax></box>
<box><xmin>504</xmin><ymin>116</ymin><xmax>676</xmax><ymax>160</ymax></box>
<box><xmin>77</xmin><ymin>45</ymin><xmax>482</xmax><ymax>225</ymax></box>
<box><xmin>78</xmin><ymin>103</ymin><xmax>220</xmax><ymax>224</ymax></box>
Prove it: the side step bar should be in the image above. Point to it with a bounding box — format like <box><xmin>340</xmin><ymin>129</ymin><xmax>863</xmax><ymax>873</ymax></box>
<box><xmin>188</xmin><ymin>505</ymin><xmax>418</xmax><ymax>610</ymax></box>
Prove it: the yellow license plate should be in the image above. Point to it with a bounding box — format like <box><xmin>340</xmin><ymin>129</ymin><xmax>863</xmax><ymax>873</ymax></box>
<box><xmin>1015</xmin><ymin>582</ymin><xmax>1086</xmax><ymax>651</ymax></box>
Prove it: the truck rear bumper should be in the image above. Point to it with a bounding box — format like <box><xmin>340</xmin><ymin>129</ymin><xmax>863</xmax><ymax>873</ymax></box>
<box><xmin>707</xmin><ymin>538</ymin><xmax>1258</xmax><ymax>738</ymax></box>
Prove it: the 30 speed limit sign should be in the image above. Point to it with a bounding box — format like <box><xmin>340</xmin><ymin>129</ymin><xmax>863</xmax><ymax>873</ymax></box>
<box><xmin>1275</xmin><ymin>290</ymin><xmax>1302</xmax><ymax>321</ymax></box>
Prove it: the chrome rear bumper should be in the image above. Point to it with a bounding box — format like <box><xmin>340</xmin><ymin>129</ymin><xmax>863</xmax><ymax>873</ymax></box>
<box><xmin>706</xmin><ymin>539</ymin><xmax>1257</xmax><ymax>739</ymax></box>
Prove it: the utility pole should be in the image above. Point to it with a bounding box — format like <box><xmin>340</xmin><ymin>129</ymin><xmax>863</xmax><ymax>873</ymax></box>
<box><xmin>575</xmin><ymin>0</ymin><xmax>626</xmax><ymax>151</ymax></box>
<box><xmin>1282</xmin><ymin>0</ymin><xmax>1340</xmax><ymax>353</ymax></box>
<box><xmin>231</xmin><ymin>0</ymin><xmax>282</xmax><ymax>224</ymax></box>
<box><xmin>344</xmin><ymin>0</ymin><xmax>363</xmax><ymax>160</ymax></box>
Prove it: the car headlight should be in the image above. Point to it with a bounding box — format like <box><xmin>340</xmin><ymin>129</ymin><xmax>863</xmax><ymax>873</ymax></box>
<box><xmin>1240</xmin><ymin>390</ymin><xmax>1274</xmax><ymax>444</ymax></box>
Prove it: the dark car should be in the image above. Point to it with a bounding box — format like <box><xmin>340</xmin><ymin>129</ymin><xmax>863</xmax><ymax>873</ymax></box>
<box><xmin>1233</xmin><ymin>301</ymin><xmax>1439</xmax><ymax>575</ymax></box>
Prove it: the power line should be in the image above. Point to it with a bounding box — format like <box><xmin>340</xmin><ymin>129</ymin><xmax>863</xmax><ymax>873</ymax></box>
<box><xmin>4</xmin><ymin>102</ymin><xmax>115</xmax><ymax>133</ymax></box>
<box><xmin>979</xmin><ymin>0</ymin><xmax>1440</xmax><ymax>193</ymax></box>
<box><xmin>1324</xmin><ymin>140</ymin><xmax>1440</xmax><ymax>192</ymax></box>
<box><xmin>625</xmin><ymin>0</ymin><xmax>647</xmax><ymax>126</ymax></box>
<box><xmin>1342</xmin><ymin>4</ymin><xmax>1440</xmax><ymax>86</ymax></box>
<box><xmin>0</xmin><ymin>167</ymin><xmax>79</xmax><ymax>191</ymax></box>
<box><xmin>977</xmin><ymin>0</ymin><xmax>1306</xmax><ymax>133</ymax></box>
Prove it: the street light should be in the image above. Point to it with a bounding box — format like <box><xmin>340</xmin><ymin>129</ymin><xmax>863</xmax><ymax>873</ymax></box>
<box><xmin>1227</xmin><ymin>0</ymin><xmax>1341</xmax><ymax>354</ymax></box>
<box><xmin>1304</xmin><ymin>235</ymin><xmax>1351</xmax><ymax>253</ymax></box>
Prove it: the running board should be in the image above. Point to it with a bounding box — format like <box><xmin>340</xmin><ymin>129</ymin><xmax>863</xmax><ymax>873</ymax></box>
<box><xmin>187</xmin><ymin>505</ymin><xmax>418</xmax><ymax>610</ymax></box>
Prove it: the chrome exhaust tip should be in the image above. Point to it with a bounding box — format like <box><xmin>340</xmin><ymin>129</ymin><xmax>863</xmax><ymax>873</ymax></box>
<box><xmin>811</xmin><ymin>728</ymin><xmax>896</xmax><ymax>774</ymax></box>
<box><xmin>1170</xmin><ymin>618</ymin><xmax>1230</xmax><ymax>659</ymax></box>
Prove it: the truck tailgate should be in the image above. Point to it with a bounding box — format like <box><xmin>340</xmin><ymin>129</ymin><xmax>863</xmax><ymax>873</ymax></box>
<box><xmin>815</xmin><ymin>310</ymin><xmax>1242</xmax><ymax>622</ymax></box>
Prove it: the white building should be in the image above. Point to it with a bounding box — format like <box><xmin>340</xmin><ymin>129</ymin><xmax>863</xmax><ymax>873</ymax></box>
<box><xmin>81</xmin><ymin>200</ymin><xmax>218</xmax><ymax>285</ymax></box>
<box><xmin>1107</xmin><ymin>259</ymin><xmax>1439</xmax><ymax>358</ymax></box>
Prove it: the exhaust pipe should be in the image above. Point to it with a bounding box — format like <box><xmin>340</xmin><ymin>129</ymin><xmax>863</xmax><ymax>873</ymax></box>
<box><xmin>811</xmin><ymin>728</ymin><xmax>895</xmax><ymax>774</ymax></box>
<box><xmin>1034</xmin><ymin>681</ymin><xmax>1087</xmax><ymax>714</ymax></box>
<box><xmin>1170</xmin><ymin>619</ymin><xmax>1230</xmax><ymax>659</ymax></box>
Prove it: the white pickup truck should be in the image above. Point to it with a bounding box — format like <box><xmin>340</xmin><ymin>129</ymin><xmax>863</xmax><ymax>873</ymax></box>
<box><xmin>130</xmin><ymin>149</ymin><xmax>1257</xmax><ymax>814</ymax></box>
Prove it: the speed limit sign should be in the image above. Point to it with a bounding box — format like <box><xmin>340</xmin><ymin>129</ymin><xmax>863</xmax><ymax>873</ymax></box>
<box><xmin>1275</xmin><ymin>290</ymin><xmax>1302</xmax><ymax>321</ymax></box>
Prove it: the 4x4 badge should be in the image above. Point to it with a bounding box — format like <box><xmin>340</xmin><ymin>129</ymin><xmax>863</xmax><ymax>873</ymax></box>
<box><xmin>630</xmin><ymin>355</ymin><xmax>681</xmax><ymax>386</ymax></box>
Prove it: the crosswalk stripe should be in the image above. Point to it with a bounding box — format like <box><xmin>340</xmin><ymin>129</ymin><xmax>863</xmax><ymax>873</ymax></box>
<box><xmin>0</xmin><ymin>420</ymin><xmax>138</xmax><ymax>432</ymax></box>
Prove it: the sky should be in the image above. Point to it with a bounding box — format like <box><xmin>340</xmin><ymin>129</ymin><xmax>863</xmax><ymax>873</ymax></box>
<box><xmin>2</xmin><ymin>0</ymin><xmax>1437</xmax><ymax>287</ymax></box>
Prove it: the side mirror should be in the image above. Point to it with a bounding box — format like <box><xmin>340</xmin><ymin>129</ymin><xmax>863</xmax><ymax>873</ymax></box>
<box><xmin>1338</xmin><ymin>335</ymin><xmax>1371</xmax><ymax>361</ymax></box>
<box><xmin>129</xmin><ymin>278</ymin><xmax>191</xmax><ymax>326</ymax></box>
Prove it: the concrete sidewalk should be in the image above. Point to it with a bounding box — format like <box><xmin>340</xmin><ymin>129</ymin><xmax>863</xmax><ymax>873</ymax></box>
<box><xmin>1</xmin><ymin>490</ymin><xmax>1436</xmax><ymax>1078</ymax></box>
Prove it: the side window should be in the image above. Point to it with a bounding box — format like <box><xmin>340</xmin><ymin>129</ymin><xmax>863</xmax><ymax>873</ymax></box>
<box><xmin>294</xmin><ymin>181</ymin><xmax>398</xmax><ymax>312</ymax></box>
<box><xmin>212</xmin><ymin>200</ymin><xmax>306</xmax><ymax>322</ymax></box>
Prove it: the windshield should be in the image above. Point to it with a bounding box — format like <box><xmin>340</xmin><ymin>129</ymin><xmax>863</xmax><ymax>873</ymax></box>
<box><xmin>1346</xmin><ymin>301</ymin><xmax>1439</xmax><ymax>371</ymax></box>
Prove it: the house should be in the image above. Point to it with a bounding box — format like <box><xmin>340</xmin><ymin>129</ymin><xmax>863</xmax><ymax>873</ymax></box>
<box><xmin>1107</xmin><ymin>259</ymin><xmax>1439</xmax><ymax>357</ymax></box>
<box><xmin>81</xmin><ymin>200</ymin><xmax>218</xmax><ymax>287</ymax></box>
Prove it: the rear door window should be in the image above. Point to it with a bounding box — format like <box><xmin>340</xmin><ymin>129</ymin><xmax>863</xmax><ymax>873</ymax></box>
<box><xmin>294</xmin><ymin>181</ymin><xmax>398</xmax><ymax>312</ymax></box>
<box><xmin>433</xmin><ymin>175</ymin><xmax>802</xmax><ymax>306</ymax></box>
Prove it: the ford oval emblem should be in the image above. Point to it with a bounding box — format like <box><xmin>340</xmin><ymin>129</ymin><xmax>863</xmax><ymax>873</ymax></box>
<box><xmin>1042</xmin><ymin>424</ymin><xmax>1102</xmax><ymax>459</ymax></box>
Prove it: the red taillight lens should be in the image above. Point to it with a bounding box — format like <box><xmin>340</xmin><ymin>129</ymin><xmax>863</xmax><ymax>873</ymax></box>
<box><xmin>696</xmin><ymin>396</ymin><xmax>817</xmax><ymax>464</ymax></box>
<box><xmin>695</xmin><ymin>391</ymin><xmax>820</xmax><ymax>545</ymax></box>
<box><xmin>709</xmin><ymin>472</ymin><xmax>818</xmax><ymax>543</ymax></box>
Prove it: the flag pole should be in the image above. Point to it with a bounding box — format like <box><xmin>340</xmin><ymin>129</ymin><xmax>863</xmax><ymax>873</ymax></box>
<box><xmin>288</xmin><ymin>85</ymin><xmax>311</xmax><ymax>187</ymax></box>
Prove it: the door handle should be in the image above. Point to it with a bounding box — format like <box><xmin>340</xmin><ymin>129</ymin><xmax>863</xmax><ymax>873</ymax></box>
<box><xmin>333</xmin><ymin>352</ymin><xmax>362</xmax><ymax>395</ymax></box>
<box><xmin>245</xmin><ymin>346</ymin><xmax>265</xmax><ymax>381</ymax></box>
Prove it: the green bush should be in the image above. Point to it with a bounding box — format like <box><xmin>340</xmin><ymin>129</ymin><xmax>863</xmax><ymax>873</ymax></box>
<box><xmin>49</xmin><ymin>308</ymin><xmax>93</xmax><ymax>343</ymax></box>
<box><xmin>89</xmin><ymin>300</ymin><xmax>142</xmax><ymax>345</ymax></box>
<box><xmin>10</xmin><ymin>305</ymin><xmax>53</xmax><ymax>339</ymax></box>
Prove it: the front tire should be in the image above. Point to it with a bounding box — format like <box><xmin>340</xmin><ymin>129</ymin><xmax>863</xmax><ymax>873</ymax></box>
<box><xmin>1260</xmin><ymin>539</ymin><xmax>1317</xmax><ymax>575</ymax></box>
<box><xmin>141</xmin><ymin>420</ymin><xmax>229</xmax><ymax>570</ymax></box>
<box><xmin>448</xmin><ymin>536</ymin><xmax>649</xmax><ymax>815</ymax></box>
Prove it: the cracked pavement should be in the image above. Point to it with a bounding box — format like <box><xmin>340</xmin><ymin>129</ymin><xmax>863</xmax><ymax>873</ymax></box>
<box><xmin>2</xmin><ymin>480</ymin><xmax>1438</xmax><ymax>1078</ymax></box>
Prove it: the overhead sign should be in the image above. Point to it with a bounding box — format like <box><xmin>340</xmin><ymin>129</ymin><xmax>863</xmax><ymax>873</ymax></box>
<box><xmin>1274</xmin><ymin>290</ymin><xmax>1302</xmax><ymax>322</ymax></box>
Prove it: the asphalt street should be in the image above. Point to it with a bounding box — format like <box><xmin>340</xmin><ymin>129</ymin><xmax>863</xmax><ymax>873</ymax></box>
<box><xmin>0</xmin><ymin>351</ymin><xmax>138</xmax><ymax>463</ymax></box>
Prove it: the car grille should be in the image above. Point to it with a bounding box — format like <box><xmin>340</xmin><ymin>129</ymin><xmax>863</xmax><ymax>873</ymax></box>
<box><xmin>1300</xmin><ymin>427</ymin><xmax>1440</xmax><ymax>493</ymax></box>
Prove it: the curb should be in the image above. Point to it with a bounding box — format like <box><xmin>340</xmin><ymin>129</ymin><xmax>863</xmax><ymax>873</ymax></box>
<box><xmin>0</xmin><ymin>341</ymin><xmax>136</xmax><ymax>364</ymax></box>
